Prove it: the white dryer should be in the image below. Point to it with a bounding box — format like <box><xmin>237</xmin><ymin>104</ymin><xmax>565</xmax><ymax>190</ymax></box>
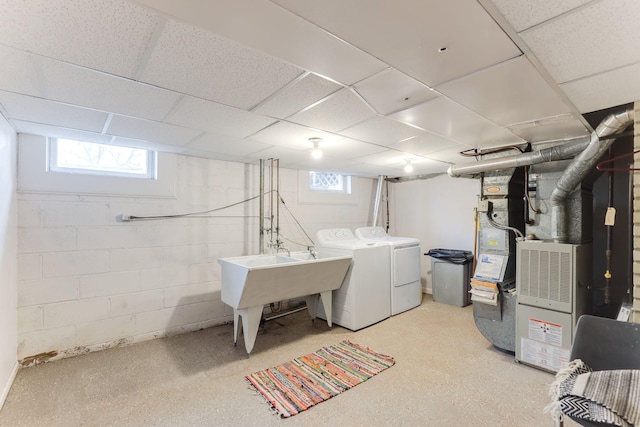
<box><xmin>315</xmin><ymin>228</ymin><xmax>391</xmax><ymax>330</ymax></box>
<box><xmin>355</xmin><ymin>226</ymin><xmax>421</xmax><ymax>315</ymax></box>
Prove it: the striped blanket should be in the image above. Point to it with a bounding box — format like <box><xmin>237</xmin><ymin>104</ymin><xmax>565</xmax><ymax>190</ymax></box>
<box><xmin>547</xmin><ymin>359</ymin><xmax>640</xmax><ymax>426</ymax></box>
<box><xmin>246</xmin><ymin>340</ymin><xmax>395</xmax><ymax>417</ymax></box>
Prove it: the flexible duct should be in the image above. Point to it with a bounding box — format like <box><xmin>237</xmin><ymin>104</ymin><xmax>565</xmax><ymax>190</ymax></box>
<box><xmin>550</xmin><ymin>108</ymin><xmax>634</xmax><ymax>242</ymax></box>
<box><xmin>447</xmin><ymin>107</ymin><xmax>635</xmax><ymax>242</ymax></box>
<box><xmin>447</xmin><ymin>138</ymin><xmax>591</xmax><ymax>178</ymax></box>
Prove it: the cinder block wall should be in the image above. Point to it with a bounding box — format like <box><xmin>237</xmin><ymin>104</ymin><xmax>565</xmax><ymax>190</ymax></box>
<box><xmin>16</xmin><ymin>136</ymin><xmax>375</xmax><ymax>364</ymax></box>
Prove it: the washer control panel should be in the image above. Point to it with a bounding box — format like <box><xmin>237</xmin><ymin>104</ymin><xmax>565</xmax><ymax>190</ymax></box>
<box><xmin>316</xmin><ymin>228</ymin><xmax>357</xmax><ymax>244</ymax></box>
<box><xmin>355</xmin><ymin>226</ymin><xmax>388</xmax><ymax>239</ymax></box>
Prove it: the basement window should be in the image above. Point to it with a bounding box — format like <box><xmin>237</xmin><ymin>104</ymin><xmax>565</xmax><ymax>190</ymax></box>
<box><xmin>309</xmin><ymin>171</ymin><xmax>351</xmax><ymax>194</ymax></box>
<box><xmin>48</xmin><ymin>138</ymin><xmax>156</xmax><ymax>179</ymax></box>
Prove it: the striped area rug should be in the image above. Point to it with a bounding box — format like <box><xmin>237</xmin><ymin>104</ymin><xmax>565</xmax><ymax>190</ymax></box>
<box><xmin>246</xmin><ymin>340</ymin><xmax>395</xmax><ymax>417</ymax></box>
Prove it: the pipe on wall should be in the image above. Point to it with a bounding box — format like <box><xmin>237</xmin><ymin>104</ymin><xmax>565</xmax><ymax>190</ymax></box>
<box><xmin>371</xmin><ymin>175</ymin><xmax>385</xmax><ymax>227</ymax></box>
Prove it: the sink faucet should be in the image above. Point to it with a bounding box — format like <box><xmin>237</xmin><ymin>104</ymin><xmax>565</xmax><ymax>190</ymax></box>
<box><xmin>308</xmin><ymin>246</ymin><xmax>318</xmax><ymax>259</ymax></box>
<box><xmin>275</xmin><ymin>240</ymin><xmax>290</xmax><ymax>256</ymax></box>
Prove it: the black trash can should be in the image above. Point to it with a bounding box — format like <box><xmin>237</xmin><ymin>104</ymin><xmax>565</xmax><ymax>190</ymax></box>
<box><xmin>426</xmin><ymin>249</ymin><xmax>473</xmax><ymax>307</ymax></box>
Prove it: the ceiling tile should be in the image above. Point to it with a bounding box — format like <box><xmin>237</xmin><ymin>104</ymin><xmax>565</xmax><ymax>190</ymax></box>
<box><xmin>489</xmin><ymin>0</ymin><xmax>592</xmax><ymax>32</ymax></box>
<box><xmin>271</xmin><ymin>0</ymin><xmax>521</xmax><ymax>86</ymax></box>
<box><xmin>186</xmin><ymin>133</ymin><xmax>272</xmax><ymax>156</ymax></box>
<box><xmin>353</xmin><ymin>68</ymin><xmax>438</xmax><ymax>115</ymax></box>
<box><xmin>0</xmin><ymin>0</ymin><xmax>159</xmax><ymax>78</ymax></box>
<box><xmin>11</xmin><ymin>120</ymin><xmax>114</xmax><ymax>145</ymax></box>
<box><xmin>390</xmin><ymin>97</ymin><xmax>524</xmax><ymax>148</ymax></box>
<box><xmin>139</xmin><ymin>19</ymin><xmax>304</xmax><ymax>110</ymax></box>
<box><xmin>508</xmin><ymin>114</ymin><xmax>590</xmax><ymax>142</ymax></box>
<box><xmin>560</xmin><ymin>62</ymin><xmax>640</xmax><ymax>114</ymax></box>
<box><xmin>180</xmin><ymin>149</ymin><xmax>247</xmax><ymax>163</ymax></box>
<box><xmin>245</xmin><ymin>145</ymin><xmax>314</xmax><ymax>166</ymax></box>
<box><xmin>389</xmin><ymin>157</ymin><xmax>450</xmax><ymax>176</ymax></box>
<box><xmin>0</xmin><ymin>46</ymin><xmax>43</xmax><ymax>97</ymax></box>
<box><xmin>109</xmin><ymin>136</ymin><xmax>187</xmax><ymax>153</ymax></box>
<box><xmin>248</xmin><ymin>120</ymin><xmax>386</xmax><ymax>159</ymax></box>
<box><xmin>248</xmin><ymin>121</ymin><xmax>336</xmax><ymax>151</ymax></box>
<box><xmin>339</xmin><ymin>116</ymin><xmax>424</xmax><ymax>146</ymax></box>
<box><xmin>520</xmin><ymin>0</ymin><xmax>640</xmax><ymax>84</ymax></box>
<box><xmin>437</xmin><ymin>56</ymin><xmax>571</xmax><ymax>126</ymax></box>
<box><xmin>165</xmin><ymin>96</ymin><xmax>276</xmax><ymax>138</ymax></box>
<box><xmin>426</xmin><ymin>143</ymin><xmax>476</xmax><ymax>164</ymax></box>
<box><xmin>39</xmin><ymin>59</ymin><xmax>182</xmax><ymax>121</ymax></box>
<box><xmin>0</xmin><ymin>91</ymin><xmax>108</xmax><ymax>132</ymax></box>
<box><xmin>389</xmin><ymin>132</ymin><xmax>461</xmax><ymax>155</ymax></box>
<box><xmin>288</xmin><ymin>88</ymin><xmax>376</xmax><ymax>132</ymax></box>
<box><xmin>351</xmin><ymin>150</ymin><xmax>419</xmax><ymax>167</ymax></box>
<box><xmin>295</xmin><ymin>156</ymin><xmax>362</xmax><ymax>172</ymax></box>
<box><xmin>321</xmin><ymin>137</ymin><xmax>388</xmax><ymax>159</ymax></box>
<box><xmin>339</xmin><ymin>163</ymin><xmax>398</xmax><ymax>177</ymax></box>
<box><xmin>106</xmin><ymin>115</ymin><xmax>202</xmax><ymax>146</ymax></box>
<box><xmin>253</xmin><ymin>73</ymin><xmax>341</xmax><ymax>119</ymax></box>
<box><xmin>133</xmin><ymin>0</ymin><xmax>387</xmax><ymax>86</ymax></box>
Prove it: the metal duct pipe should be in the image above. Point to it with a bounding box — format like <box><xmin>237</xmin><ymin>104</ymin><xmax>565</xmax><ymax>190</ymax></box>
<box><xmin>371</xmin><ymin>175</ymin><xmax>385</xmax><ymax>227</ymax></box>
<box><xmin>447</xmin><ymin>138</ymin><xmax>590</xmax><ymax>178</ymax></box>
<box><xmin>550</xmin><ymin>107</ymin><xmax>634</xmax><ymax>242</ymax></box>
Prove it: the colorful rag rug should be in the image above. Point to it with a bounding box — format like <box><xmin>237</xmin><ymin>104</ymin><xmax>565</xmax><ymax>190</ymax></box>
<box><xmin>245</xmin><ymin>340</ymin><xmax>395</xmax><ymax>417</ymax></box>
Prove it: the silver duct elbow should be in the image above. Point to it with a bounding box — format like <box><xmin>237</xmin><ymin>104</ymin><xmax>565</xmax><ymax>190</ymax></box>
<box><xmin>550</xmin><ymin>107</ymin><xmax>635</xmax><ymax>242</ymax></box>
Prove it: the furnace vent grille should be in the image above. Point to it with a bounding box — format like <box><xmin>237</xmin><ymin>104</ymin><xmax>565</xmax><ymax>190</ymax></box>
<box><xmin>518</xmin><ymin>244</ymin><xmax>573</xmax><ymax>313</ymax></box>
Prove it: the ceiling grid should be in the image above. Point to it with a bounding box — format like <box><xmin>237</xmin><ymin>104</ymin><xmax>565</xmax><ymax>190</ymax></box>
<box><xmin>0</xmin><ymin>0</ymin><xmax>637</xmax><ymax>177</ymax></box>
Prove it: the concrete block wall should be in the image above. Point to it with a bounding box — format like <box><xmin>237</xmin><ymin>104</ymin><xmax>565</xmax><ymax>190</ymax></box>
<box><xmin>0</xmin><ymin>114</ymin><xmax>18</xmax><ymax>409</ymax></box>
<box><xmin>634</xmin><ymin>100</ymin><xmax>640</xmax><ymax>323</ymax></box>
<box><xmin>16</xmin><ymin>138</ymin><xmax>375</xmax><ymax>364</ymax></box>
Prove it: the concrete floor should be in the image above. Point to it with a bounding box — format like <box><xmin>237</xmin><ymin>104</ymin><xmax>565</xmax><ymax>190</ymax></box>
<box><xmin>0</xmin><ymin>296</ymin><xmax>570</xmax><ymax>426</ymax></box>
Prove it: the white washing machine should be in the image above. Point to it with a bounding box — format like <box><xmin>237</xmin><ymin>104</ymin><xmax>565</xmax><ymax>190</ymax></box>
<box><xmin>355</xmin><ymin>226</ymin><xmax>421</xmax><ymax>315</ymax></box>
<box><xmin>315</xmin><ymin>228</ymin><xmax>391</xmax><ymax>330</ymax></box>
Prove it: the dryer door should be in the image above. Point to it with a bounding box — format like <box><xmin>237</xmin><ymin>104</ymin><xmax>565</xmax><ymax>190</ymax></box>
<box><xmin>394</xmin><ymin>245</ymin><xmax>420</xmax><ymax>287</ymax></box>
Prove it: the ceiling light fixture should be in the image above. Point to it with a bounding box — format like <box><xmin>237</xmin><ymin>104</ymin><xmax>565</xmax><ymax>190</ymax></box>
<box><xmin>309</xmin><ymin>137</ymin><xmax>323</xmax><ymax>159</ymax></box>
<box><xmin>404</xmin><ymin>160</ymin><xmax>414</xmax><ymax>173</ymax></box>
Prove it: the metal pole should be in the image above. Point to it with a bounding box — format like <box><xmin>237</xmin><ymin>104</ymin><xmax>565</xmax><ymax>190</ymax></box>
<box><xmin>270</xmin><ymin>158</ymin><xmax>274</xmax><ymax>250</ymax></box>
<box><xmin>276</xmin><ymin>159</ymin><xmax>280</xmax><ymax>244</ymax></box>
<box><xmin>372</xmin><ymin>175</ymin><xmax>385</xmax><ymax>226</ymax></box>
<box><xmin>259</xmin><ymin>159</ymin><xmax>265</xmax><ymax>254</ymax></box>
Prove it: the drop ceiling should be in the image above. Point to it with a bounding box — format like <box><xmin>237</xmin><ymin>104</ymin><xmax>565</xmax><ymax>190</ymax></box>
<box><xmin>0</xmin><ymin>0</ymin><xmax>639</xmax><ymax>178</ymax></box>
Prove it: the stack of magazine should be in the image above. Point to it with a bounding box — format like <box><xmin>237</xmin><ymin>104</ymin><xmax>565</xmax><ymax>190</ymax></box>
<box><xmin>469</xmin><ymin>254</ymin><xmax>506</xmax><ymax>306</ymax></box>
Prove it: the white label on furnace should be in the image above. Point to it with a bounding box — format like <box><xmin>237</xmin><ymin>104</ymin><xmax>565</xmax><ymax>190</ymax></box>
<box><xmin>520</xmin><ymin>338</ymin><xmax>570</xmax><ymax>372</ymax></box>
<box><xmin>528</xmin><ymin>318</ymin><xmax>563</xmax><ymax>347</ymax></box>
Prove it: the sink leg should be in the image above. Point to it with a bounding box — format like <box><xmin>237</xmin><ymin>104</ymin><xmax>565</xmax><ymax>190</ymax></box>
<box><xmin>239</xmin><ymin>305</ymin><xmax>263</xmax><ymax>354</ymax></box>
<box><xmin>233</xmin><ymin>309</ymin><xmax>241</xmax><ymax>346</ymax></box>
<box><xmin>304</xmin><ymin>295</ymin><xmax>319</xmax><ymax>321</ymax></box>
<box><xmin>319</xmin><ymin>291</ymin><xmax>333</xmax><ymax>327</ymax></box>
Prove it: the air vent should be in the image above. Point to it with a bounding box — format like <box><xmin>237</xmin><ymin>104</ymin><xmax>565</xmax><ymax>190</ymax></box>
<box><xmin>517</xmin><ymin>243</ymin><xmax>575</xmax><ymax>313</ymax></box>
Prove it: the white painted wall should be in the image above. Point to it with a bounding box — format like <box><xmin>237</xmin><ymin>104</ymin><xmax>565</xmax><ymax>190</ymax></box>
<box><xmin>388</xmin><ymin>174</ymin><xmax>480</xmax><ymax>293</ymax></box>
<box><xmin>16</xmin><ymin>134</ymin><xmax>376</xmax><ymax>363</ymax></box>
<box><xmin>0</xmin><ymin>114</ymin><xmax>18</xmax><ymax>409</ymax></box>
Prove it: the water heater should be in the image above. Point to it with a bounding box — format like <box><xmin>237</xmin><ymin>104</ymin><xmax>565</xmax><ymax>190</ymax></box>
<box><xmin>515</xmin><ymin>241</ymin><xmax>592</xmax><ymax>372</ymax></box>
